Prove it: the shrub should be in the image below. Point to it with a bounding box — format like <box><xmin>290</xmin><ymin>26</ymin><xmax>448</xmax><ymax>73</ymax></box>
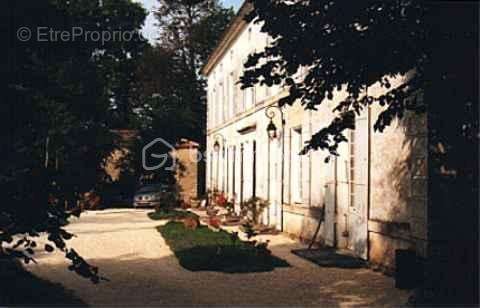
<box><xmin>215</xmin><ymin>192</ymin><xmax>227</xmax><ymax>207</ymax></box>
<box><xmin>240</xmin><ymin>197</ymin><xmax>269</xmax><ymax>224</ymax></box>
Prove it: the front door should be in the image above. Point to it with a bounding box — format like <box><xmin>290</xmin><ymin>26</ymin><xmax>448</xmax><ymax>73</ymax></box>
<box><xmin>347</xmin><ymin>116</ymin><xmax>368</xmax><ymax>259</ymax></box>
<box><xmin>323</xmin><ymin>158</ymin><xmax>337</xmax><ymax>247</ymax></box>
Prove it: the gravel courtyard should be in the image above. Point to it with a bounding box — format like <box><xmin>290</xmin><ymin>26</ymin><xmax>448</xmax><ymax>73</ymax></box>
<box><xmin>25</xmin><ymin>209</ymin><xmax>411</xmax><ymax>306</ymax></box>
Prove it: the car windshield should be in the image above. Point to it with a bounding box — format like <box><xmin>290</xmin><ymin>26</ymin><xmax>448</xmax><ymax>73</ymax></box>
<box><xmin>137</xmin><ymin>185</ymin><xmax>164</xmax><ymax>193</ymax></box>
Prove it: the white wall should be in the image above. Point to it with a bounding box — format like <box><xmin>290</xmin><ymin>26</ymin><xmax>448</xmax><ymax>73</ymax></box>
<box><xmin>204</xmin><ymin>14</ymin><xmax>428</xmax><ymax>268</ymax></box>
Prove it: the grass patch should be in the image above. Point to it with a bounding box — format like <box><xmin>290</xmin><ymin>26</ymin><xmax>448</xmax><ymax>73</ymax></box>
<box><xmin>0</xmin><ymin>259</ymin><xmax>86</xmax><ymax>306</ymax></box>
<box><xmin>158</xmin><ymin>221</ymin><xmax>289</xmax><ymax>273</ymax></box>
<box><xmin>148</xmin><ymin>208</ymin><xmax>198</xmax><ymax>221</ymax></box>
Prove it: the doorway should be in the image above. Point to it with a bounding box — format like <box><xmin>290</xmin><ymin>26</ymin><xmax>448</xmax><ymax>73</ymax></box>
<box><xmin>346</xmin><ymin>115</ymin><xmax>368</xmax><ymax>259</ymax></box>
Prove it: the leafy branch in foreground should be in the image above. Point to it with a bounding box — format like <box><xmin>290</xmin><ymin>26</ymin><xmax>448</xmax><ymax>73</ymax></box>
<box><xmin>2</xmin><ymin>0</ymin><xmax>147</xmax><ymax>282</ymax></box>
<box><xmin>240</xmin><ymin>1</ymin><xmax>478</xmax><ymax>305</ymax></box>
<box><xmin>241</xmin><ymin>0</ymin><xmax>476</xmax><ymax>158</ymax></box>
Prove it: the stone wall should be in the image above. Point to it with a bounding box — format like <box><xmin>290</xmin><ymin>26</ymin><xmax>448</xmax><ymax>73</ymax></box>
<box><xmin>174</xmin><ymin>142</ymin><xmax>199</xmax><ymax>205</ymax></box>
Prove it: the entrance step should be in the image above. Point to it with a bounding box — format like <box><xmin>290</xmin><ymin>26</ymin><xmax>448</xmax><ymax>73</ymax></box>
<box><xmin>292</xmin><ymin>248</ymin><xmax>366</xmax><ymax>269</ymax></box>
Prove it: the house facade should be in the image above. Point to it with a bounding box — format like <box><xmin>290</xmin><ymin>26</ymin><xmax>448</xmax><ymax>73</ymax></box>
<box><xmin>202</xmin><ymin>3</ymin><xmax>428</xmax><ymax>271</ymax></box>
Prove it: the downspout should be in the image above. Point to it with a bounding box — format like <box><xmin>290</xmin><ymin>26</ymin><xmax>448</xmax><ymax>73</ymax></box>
<box><xmin>240</xmin><ymin>143</ymin><xmax>244</xmax><ymax>206</ymax></box>
<box><xmin>267</xmin><ymin>138</ymin><xmax>271</xmax><ymax>226</ymax></box>
<box><xmin>333</xmin><ymin>156</ymin><xmax>338</xmax><ymax>248</ymax></box>
<box><xmin>216</xmin><ymin>150</ymin><xmax>220</xmax><ymax>191</ymax></box>
<box><xmin>366</xmin><ymin>86</ymin><xmax>372</xmax><ymax>260</ymax></box>
<box><xmin>44</xmin><ymin>135</ymin><xmax>50</xmax><ymax>169</ymax></box>
<box><xmin>223</xmin><ymin>144</ymin><xmax>226</xmax><ymax>192</ymax></box>
<box><xmin>226</xmin><ymin>146</ymin><xmax>229</xmax><ymax>197</ymax></box>
<box><xmin>280</xmin><ymin>111</ymin><xmax>286</xmax><ymax>232</ymax></box>
<box><xmin>308</xmin><ymin>110</ymin><xmax>312</xmax><ymax>206</ymax></box>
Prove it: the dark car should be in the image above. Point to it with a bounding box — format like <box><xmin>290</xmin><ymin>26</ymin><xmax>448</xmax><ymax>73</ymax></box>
<box><xmin>133</xmin><ymin>184</ymin><xmax>171</xmax><ymax>208</ymax></box>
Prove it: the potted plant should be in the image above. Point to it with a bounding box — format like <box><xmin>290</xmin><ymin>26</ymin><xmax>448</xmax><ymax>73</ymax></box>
<box><xmin>215</xmin><ymin>192</ymin><xmax>227</xmax><ymax>207</ymax></box>
<box><xmin>240</xmin><ymin>197</ymin><xmax>269</xmax><ymax>225</ymax></box>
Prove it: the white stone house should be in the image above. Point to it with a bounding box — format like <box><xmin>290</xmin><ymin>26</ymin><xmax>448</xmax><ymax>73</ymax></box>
<box><xmin>202</xmin><ymin>2</ymin><xmax>428</xmax><ymax>271</ymax></box>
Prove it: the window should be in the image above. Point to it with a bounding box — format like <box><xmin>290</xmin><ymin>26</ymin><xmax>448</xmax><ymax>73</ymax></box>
<box><xmin>348</xmin><ymin>117</ymin><xmax>367</xmax><ymax>211</ymax></box>
<box><xmin>226</xmin><ymin>76</ymin><xmax>230</xmax><ymax>120</ymax></box>
<box><xmin>239</xmin><ymin>69</ymin><xmax>246</xmax><ymax>113</ymax></box>
<box><xmin>232</xmin><ymin>145</ymin><xmax>236</xmax><ymax>199</ymax></box>
<box><xmin>291</xmin><ymin>127</ymin><xmax>303</xmax><ymax>203</ymax></box>
<box><xmin>244</xmin><ymin>65</ymin><xmax>255</xmax><ymax>110</ymax></box>
<box><xmin>405</xmin><ymin>92</ymin><xmax>427</xmax><ymax>199</ymax></box>
<box><xmin>223</xmin><ymin>80</ymin><xmax>228</xmax><ymax>121</ymax></box>
<box><xmin>212</xmin><ymin>88</ymin><xmax>217</xmax><ymax>126</ymax></box>
<box><xmin>245</xmin><ymin>87</ymin><xmax>253</xmax><ymax>110</ymax></box>
<box><xmin>219</xmin><ymin>81</ymin><xmax>225</xmax><ymax>123</ymax></box>
<box><xmin>216</xmin><ymin>87</ymin><xmax>221</xmax><ymax>126</ymax></box>
<box><xmin>230</xmin><ymin>72</ymin><xmax>236</xmax><ymax>116</ymax></box>
<box><xmin>209</xmin><ymin>152</ymin><xmax>214</xmax><ymax>190</ymax></box>
<box><xmin>208</xmin><ymin>90</ymin><xmax>213</xmax><ymax>128</ymax></box>
<box><xmin>265</xmin><ymin>37</ymin><xmax>271</xmax><ymax>98</ymax></box>
<box><xmin>252</xmin><ymin>140</ymin><xmax>257</xmax><ymax>198</ymax></box>
<box><xmin>252</xmin><ymin>48</ymin><xmax>259</xmax><ymax>105</ymax></box>
<box><xmin>349</xmin><ymin>129</ymin><xmax>356</xmax><ymax>207</ymax></box>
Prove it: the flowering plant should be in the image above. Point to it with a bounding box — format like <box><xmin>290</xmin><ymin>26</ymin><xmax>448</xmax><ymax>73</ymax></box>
<box><xmin>215</xmin><ymin>192</ymin><xmax>227</xmax><ymax>207</ymax></box>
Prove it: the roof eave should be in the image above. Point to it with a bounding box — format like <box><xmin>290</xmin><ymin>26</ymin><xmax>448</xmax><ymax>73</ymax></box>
<box><xmin>201</xmin><ymin>1</ymin><xmax>252</xmax><ymax>77</ymax></box>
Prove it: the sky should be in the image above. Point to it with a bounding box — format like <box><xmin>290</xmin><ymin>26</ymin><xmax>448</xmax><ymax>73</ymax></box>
<box><xmin>137</xmin><ymin>0</ymin><xmax>243</xmax><ymax>44</ymax></box>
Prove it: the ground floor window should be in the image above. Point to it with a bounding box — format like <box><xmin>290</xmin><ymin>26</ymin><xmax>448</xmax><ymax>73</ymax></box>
<box><xmin>252</xmin><ymin>140</ymin><xmax>256</xmax><ymax>198</ymax></box>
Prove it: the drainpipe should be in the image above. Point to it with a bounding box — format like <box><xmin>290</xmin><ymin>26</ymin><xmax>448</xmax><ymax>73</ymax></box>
<box><xmin>280</xmin><ymin>111</ymin><xmax>286</xmax><ymax>232</ymax></box>
<box><xmin>216</xmin><ymin>151</ymin><xmax>220</xmax><ymax>191</ymax></box>
<box><xmin>308</xmin><ymin>110</ymin><xmax>312</xmax><ymax>206</ymax></box>
<box><xmin>366</xmin><ymin>87</ymin><xmax>372</xmax><ymax>260</ymax></box>
<box><xmin>226</xmin><ymin>146</ymin><xmax>229</xmax><ymax>197</ymax></box>
<box><xmin>266</xmin><ymin>138</ymin><xmax>271</xmax><ymax>226</ymax></box>
<box><xmin>333</xmin><ymin>156</ymin><xmax>338</xmax><ymax>248</ymax></box>
<box><xmin>265</xmin><ymin>104</ymin><xmax>286</xmax><ymax>231</ymax></box>
<box><xmin>240</xmin><ymin>143</ymin><xmax>244</xmax><ymax>206</ymax></box>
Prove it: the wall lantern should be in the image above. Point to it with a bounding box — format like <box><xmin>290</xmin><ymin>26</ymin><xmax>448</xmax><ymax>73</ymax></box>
<box><xmin>213</xmin><ymin>133</ymin><xmax>225</xmax><ymax>154</ymax></box>
<box><xmin>266</xmin><ymin>120</ymin><xmax>277</xmax><ymax>139</ymax></box>
<box><xmin>213</xmin><ymin>140</ymin><xmax>220</xmax><ymax>152</ymax></box>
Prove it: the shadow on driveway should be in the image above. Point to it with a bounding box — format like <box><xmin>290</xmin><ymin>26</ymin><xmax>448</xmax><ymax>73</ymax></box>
<box><xmin>0</xmin><ymin>259</ymin><xmax>87</xmax><ymax>307</ymax></box>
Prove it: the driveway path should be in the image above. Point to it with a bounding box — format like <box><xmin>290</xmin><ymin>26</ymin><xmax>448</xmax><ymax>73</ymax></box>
<box><xmin>26</xmin><ymin>209</ymin><xmax>410</xmax><ymax>307</ymax></box>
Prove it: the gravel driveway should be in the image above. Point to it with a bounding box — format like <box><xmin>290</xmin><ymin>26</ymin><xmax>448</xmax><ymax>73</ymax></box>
<box><xmin>25</xmin><ymin>209</ymin><xmax>410</xmax><ymax>307</ymax></box>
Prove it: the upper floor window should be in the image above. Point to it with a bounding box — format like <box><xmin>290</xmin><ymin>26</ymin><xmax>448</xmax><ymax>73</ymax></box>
<box><xmin>265</xmin><ymin>37</ymin><xmax>272</xmax><ymax>98</ymax></box>
<box><xmin>239</xmin><ymin>69</ymin><xmax>246</xmax><ymax>113</ymax></box>
<box><xmin>244</xmin><ymin>86</ymin><xmax>253</xmax><ymax>110</ymax></box>
<box><xmin>228</xmin><ymin>72</ymin><xmax>235</xmax><ymax>118</ymax></box>
<box><xmin>219</xmin><ymin>81</ymin><xmax>226</xmax><ymax>123</ymax></box>
<box><xmin>291</xmin><ymin>127</ymin><xmax>303</xmax><ymax>204</ymax></box>
<box><xmin>208</xmin><ymin>90</ymin><xmax>213</xmax><ymax>128</ymax></box>
<box><xmin>225</xmin><ymin>76</ymin><xmax>230</xmax><ymax>120</ymax></box>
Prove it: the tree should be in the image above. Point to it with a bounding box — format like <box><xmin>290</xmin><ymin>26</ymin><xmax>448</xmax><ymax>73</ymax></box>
<box><xmin>150</xmin><ymin>0</ymin><xmax>235</xmax><ymax>143</ymax></box>
<box><xmin>1</xmin><ymin>0</ymin><xmax>147</xmax><ymax>283</ymax></box>
<box><xmin>241</xmin><ymin>0</ymin><xmax>478</xmax><ymax>305</ymax></box>
<box><xmin>242</xmin><ymin>1</ymin><xmax>477</xmax><ymax>155</ymax></box>
<box><xmin>123</xmin><ymin>1</ymin><xmax>233</xmax><ymax>191</ymax></box>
